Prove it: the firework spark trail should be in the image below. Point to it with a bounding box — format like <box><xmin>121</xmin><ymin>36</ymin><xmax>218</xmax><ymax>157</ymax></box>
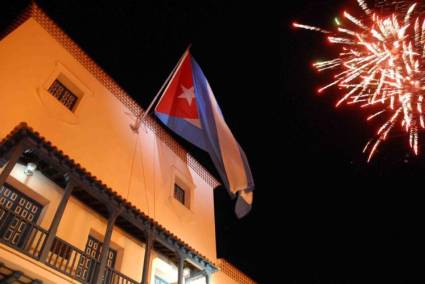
<box><xmin>293</xmin><ymin>1</ymin><xmax>425</xmax><ymax>161</ymax></box>
<box><xmin>357</xmin><ymin>0</ymin><xmax>371</xmax><ymax>15</ymax></box>
<box><xmin>292</xmin><ymin>22</ymin><xmax>330</xmax><ymax>33</ymax></box>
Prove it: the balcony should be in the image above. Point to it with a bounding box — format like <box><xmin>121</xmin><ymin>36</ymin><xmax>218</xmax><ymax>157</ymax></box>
<box><xmin>0</xmin><ymin>123</ymin><xmax>216</xmax><ymax>284</ymax></box>
<box><xmin>0</xmin><ymin>203</ymin><xmax>138</xmax><ymax>284</ymax></box>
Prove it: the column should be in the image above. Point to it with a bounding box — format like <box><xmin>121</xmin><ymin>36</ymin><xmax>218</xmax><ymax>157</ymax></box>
<box><xmin>141</xmin><ymin>227</ymin><xmax>155</xmax><ymax>284</ymax></box>
<box><xmin>93</xmin><ymin>207</ymin><xmax>121</xmax><ymax>284</ymax></box>
<box><xmin>177</xmin><ymin>252</ymin><xmax>185</xmax><ymax>284</ymax></box>
<box><xmin>39</xmin><ymin>176</ymin><xmax>76</xmax><ymax>262</ymax></box>
<box><xmin>205</xmin><ymin>271</ymin><xmax>211</xmax><ymax>284</ymax></box>
<box><xmin>0</xmin><ymin>141</ymin><xmax>26</xmax><ymax>188</ymax></box>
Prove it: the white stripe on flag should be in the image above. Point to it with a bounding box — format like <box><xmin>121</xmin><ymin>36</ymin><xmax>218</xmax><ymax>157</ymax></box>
<box><xmin>206</xmin><ymin>83</ymin><xmax>249</xmax><ymax>194</ymax></box>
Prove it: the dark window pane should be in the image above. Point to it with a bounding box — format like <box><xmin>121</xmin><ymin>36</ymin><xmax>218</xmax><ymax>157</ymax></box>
<box><xmin>174</xmin><ymin>184</ymin><xmax>185</xmax><ymax>205</ymax></box>
<box><xmin>48</xmin><ymin>79</ymin><xmax>78</xmax><ymax>111</ymax></box>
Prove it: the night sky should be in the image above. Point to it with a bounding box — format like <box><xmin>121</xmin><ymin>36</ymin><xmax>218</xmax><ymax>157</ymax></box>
<box><xmin>0</xmin><ymin>0</ymin><xmax>423</xmax><ymax>283</ymax></box>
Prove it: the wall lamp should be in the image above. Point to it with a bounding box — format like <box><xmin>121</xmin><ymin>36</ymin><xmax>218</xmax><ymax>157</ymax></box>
<box><xmin>24</xmin><ymin>162</ymin><xmax>37</xmax><ymax>176</ymax></box>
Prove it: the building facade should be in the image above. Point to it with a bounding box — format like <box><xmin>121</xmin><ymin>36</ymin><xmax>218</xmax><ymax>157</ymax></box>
<box><xmin>0</xmin><ymin>3</ymin><xmax>255</xmax><ymax>284</ymax></box>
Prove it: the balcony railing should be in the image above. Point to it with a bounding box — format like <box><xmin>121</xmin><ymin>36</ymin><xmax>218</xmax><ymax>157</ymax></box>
<box><xmin>0</xmin><ymin>204</ymin><xmax>138</xmax><ymax>284</ymax></box>
<box><xmin>45</xmin><ymin>237</ymin><xmax>99</xmax><ymax>283</ymax></box>
<box><xmin>105</xmin><ymin>267</ymin><xmax>139</xmax><ymax>284</ymax></box>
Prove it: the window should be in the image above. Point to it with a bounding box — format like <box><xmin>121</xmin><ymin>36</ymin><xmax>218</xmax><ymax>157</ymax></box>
<box><xmin>85</xmin><ymin>235</ymin><xmax>117</xmax><ymax>268</ymax></box>
<box><xmin>173</xmin><ymin>184</ymin><xmax>186</xmax><ymax>206</ymax></box>
<box><xmin>154</xmin><ymin>276</ymin><xmax>169</xmax><ymax>284</ymax></box>
<box><xmin>0</xmin><ymin>184</ymin><xmax>43</xmax><ymax>248</ymax></box>
<box><xmin>76</xmin><ymin>235</ymin><xmax>117</xmax><ymax>280</ymax></box>
<box><xmin>48</xmin><ymin>79</ymin><xmax>79</xmax><ymax>111</ymax></box>
<box><xmin>170</xmin><ymin>169</ymin><xmax>195</xmax><ymax>212</ymax></box>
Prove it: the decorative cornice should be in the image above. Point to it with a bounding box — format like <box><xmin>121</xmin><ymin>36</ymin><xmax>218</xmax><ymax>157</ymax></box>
<box><xmin>1</xmin><ymin>2</ymin><xmax>220</xmax><ymax>189</ymax></box>
<box><xmin>217</xmin><ymin>259</ymin><xmax>257</xmax><ymax>284</ymax></box>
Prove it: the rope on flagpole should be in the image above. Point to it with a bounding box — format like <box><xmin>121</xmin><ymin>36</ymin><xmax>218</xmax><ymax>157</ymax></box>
<box><xmin>130</xmin><ymin>44</ymin><xmax>192</xmax><ymax>133</ymax></box>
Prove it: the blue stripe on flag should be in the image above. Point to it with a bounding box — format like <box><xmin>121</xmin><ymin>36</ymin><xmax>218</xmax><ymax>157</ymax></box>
<box><xmin>155</xmin><ymin>112</ymin><xmax>209</xmax><ymax>151</ymax></box>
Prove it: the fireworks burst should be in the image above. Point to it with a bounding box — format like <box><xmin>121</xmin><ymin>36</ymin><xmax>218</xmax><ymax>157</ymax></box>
<box><xmin>294</xmin><ymin>1</ymin><xmax>425</xmax><ymax>161</ymax></box>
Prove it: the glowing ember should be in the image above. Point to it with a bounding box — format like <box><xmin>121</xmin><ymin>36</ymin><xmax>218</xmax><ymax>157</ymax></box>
<box><xmin>294</xmin><ymin>1</ymin><xmax>425</xmax><ymax>161</ymax></box>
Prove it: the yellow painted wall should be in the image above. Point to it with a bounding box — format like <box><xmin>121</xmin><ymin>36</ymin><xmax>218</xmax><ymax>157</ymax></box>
<box><xmin>0</xmin><ymin>17</ymin><xmax>216</xmax><ymax>261</ymax></box>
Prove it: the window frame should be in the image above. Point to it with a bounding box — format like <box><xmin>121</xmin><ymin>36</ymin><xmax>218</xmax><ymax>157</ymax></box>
<box><xmin>38</xmin><ymin>62</ymin><xmax>93</xmax><ymax>123</ymax></box>
<box><xmin>169</xmin><ymin>166</ymin><xmax>195</xmax><ymax>212</ymax></box>
<box><xmin>48</xmin><ymin>79</ymin><xmax>79</xmax><ymax>112</ymax></box>
<box><xmin>88</xmin><ymin>229</ymin><xmax>124</xmax><ymax>271</ymax></box>
<box><xmin>154</xmin><ymin>276</ymin><xmax>169</xmax><ymax>284</ymax></box>
<box><xmin>173</xmin><ymin>183</ymin><xmax>186</xmax><ymax>206</ymax></box>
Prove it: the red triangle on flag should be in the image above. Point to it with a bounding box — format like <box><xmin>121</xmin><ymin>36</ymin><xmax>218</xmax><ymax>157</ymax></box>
<box><xmin>155</xmin><ymin>53</ymin><xmax>199</xmax><ymax>119</ymax></box>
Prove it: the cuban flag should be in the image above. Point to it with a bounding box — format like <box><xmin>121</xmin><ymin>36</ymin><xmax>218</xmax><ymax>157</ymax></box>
<box><xmin>155</xmin><ymin>50</ymin><xmax>254</xmax><ymax>218</ymax></box>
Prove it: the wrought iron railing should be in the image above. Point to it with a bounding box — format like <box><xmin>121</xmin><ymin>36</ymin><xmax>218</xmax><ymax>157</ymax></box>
<box><xmin>0</xmin><ymin>204</ymin><xmax>138</xmax><ymax>284</ymax></box>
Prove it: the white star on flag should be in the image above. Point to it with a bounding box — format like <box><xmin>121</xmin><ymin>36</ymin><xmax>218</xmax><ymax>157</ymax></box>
<box><xmin>178</xmin><ymin>85</ymin><xmax>195</xmax><ymax>106</ymax></box>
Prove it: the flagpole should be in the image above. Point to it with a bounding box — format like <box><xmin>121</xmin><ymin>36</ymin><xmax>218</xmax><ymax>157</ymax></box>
<box><xmin>130</xmin><ymin>44</ymin><xmax>192</xmax><ymax>133</ymax></box>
